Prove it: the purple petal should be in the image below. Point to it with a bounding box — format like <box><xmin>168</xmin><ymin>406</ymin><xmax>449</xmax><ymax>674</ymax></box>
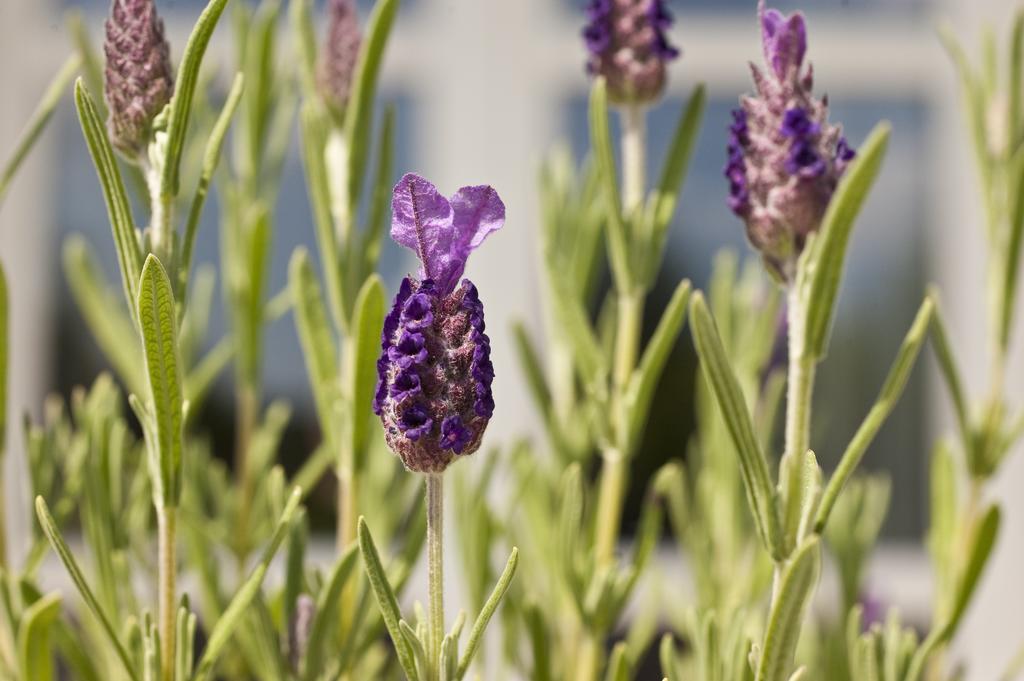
<box><xmin>444</xmin><ymin>185</ymin><xmax>505</xmax><ymax>291</ymax></box>
<box><xmin>391</xmin><ymin>173</ymin><xmax>454</xmax><ymax>281</ymax></box>
<box><xmin>390</xmin><ymin>174</ymin><xmax>505</xmax><ymax>295</ymax></box>
<box><xmin>759</xmin><ymin>1</ymin><xmax>807</xmax><ymax>79</ymax></box>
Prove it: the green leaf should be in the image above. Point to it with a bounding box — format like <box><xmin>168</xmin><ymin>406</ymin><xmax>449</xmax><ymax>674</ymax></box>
<box><xmin>175</xmin><ymin>601</ymin><xmax>196</xmax><ymax>681</ymax></box>
<box><xmin>62</xmin><ymin>237</ymin><xmax>144</xmax><ymax>395</ymax></box>
<box><xmin>551</xmin><ymin>278</ymin><xmax>607</xmax><ymax>399</ymax></box>
<box><xmin>926</xmin><ymin>289</ymin><xmax>971</xmax><ymax>457</ymax></box>
<box><xmin>604</xmin><ymin>642</ymin><xmax>630</xmax><ymax>681</ymax></box>
<box><xmin>456</xmin><ymin>547</ymin><xmax>519</xmax><ymax>680</ymax></box>
<box><xmin>347</xmin><ymin>275</ymin><xmax>385</xmax><ymax>459</ymax></box>
<box><xmin>184</xmin><ymin>337</ymin><xmax>235</xmax><ymax>412</ymax></box>
<box><xmin>948</xmin><ymin>504</ymin><xmax>1001</xmax><ymax>632</ymax></box>
<box><xmin>660</xmin><ymin>634</ymin><xmax>684</xmax><ymax>681</ymax></box>
<box><xmin>343</xmin><ymin>0</ymin><xmax>400</xmax><ymax>215</ymax></box>
<box><xmin>358</xmin><ymin>517</ymin><xmax>420</xmax><ymax>681</ymax></box>
<box><xmin>927</xmin><ymin>441</ymin><xmax>957</xmax><ymax>594</ymax></box>
<box><xmin>801</xmin><ymin>122</ymin><xmax>891</xmax><ymax>359</ymax></box>
<box><xmin>303</xmin><ymin>544</ymin><xmax>359</xmax><ymax>681</ymax></box>
<box><xmin>642</xmin><ymin>84</ymin><xmax>706</xmax><ymax>284</ymax></box>
<box><xmin>756</xmin><ymin>538</ymin><xmax>821</xmax><ymax>681</ymax></box>
<box><xmin>289</xmin><ymin>249</ymin><xmax>340</xmax><ymax>448</ymax></box>
<box><xmin>34</xmin><ymin>497</ymin><xmax>140</xmax><ymax>681</ymax></box>
<box><xmin>17</xmin><ymin>592</ymin><xmax>62</xmax><ymax>681</ymax></box>
<box><xmin>589</xmin><ymin>78</ymin><xmax>630</xmax><ymax>290</ymax></box>
<box><xmin>138</xmin><ymin>255</ymin><xmax>185</xmax><ymax>508</ymax></box>
<box><xmin>181</xmin><ymin>72</ymin><xmax>245</xmax><ymax>296</ymax></box>
<box><xmin>906</xmin><ymin>505</ymin><xmax>1001</xmax><ymax>681</ymax></box>
<box><xmin>192</xmin><ymin>487</ymin><xmax>302</xmax><ymax>680</ymax></box>
<box><xmin>524</xmin><ymin>603</ymin><xmax>552</xmax><ymax>681</ymax></box>
<box><xmin>362</xmin><ymin>105</ymin><xmax>396</xmax><ymax>275</ymax></box>
<box><xmin>0</xmin><ymin>54</ymin><xmax>80</xmax><ymax>207</ymax></box>
<box><xmin>74</xmin><ymin>79</ymin><xmax>144</xmax><ymax>316</ymax></box>
<box><xmin>289</xmin><ymin>0</ymin><xmax>318</xmax><ymax>97</ymax></box>
<box><xmin>298</xmin><ymin>103</ymin><xmax>347</xmax><ymax>331</ymax></box>
<box><xmin>780</xmin><ymin>450</ymin><xmax>822</xmax><ymax>549</ymax></box>
<box><xmin>512</xmin><ymin>321</ymin><xmax>553</xmax><ymax>421</ymax></box>
<box><xmin>624</xmin><ymin>279</ymin><xmax>690</xmax><ymax>450</ymax></box>
<box><xmin>690</xmin><ymin>292</ymin><xmax>783</xmax><ymax>559</ymax></box>
<box><xmin>814</xmin><ymin>296</ymin><xmax>933</xmax><ymax>532</ymax></box>
<box><xmin>999</xmin><ymin>144</ymin><xmax>1024</xmax><ymax>351</ymax></box>
<box><xmin>160</xmin><ymin>0</ymin><xmax>232</xmax><ymax>199</ymax></box>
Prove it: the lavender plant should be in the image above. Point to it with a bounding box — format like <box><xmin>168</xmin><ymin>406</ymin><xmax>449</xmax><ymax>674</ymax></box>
<box><xmin>3</xmin><ymin>1</ymin><xmax>1024</xmax><ymax>680</ymax></box>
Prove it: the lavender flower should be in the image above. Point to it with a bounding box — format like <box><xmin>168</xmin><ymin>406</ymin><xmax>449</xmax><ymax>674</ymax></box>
<box><xmin>318</xmin><ymin>0</ymin><xmax>362</xmax><ymax>112</ymax></box>
<box><xmin>374</xmin><ymin>173</ymin><xmax>505</xmax><ymax>473</ymax></box>
<box><xmin>725</xmin><ymin>1</ymin><xmax>855</xmax><ymax>281</ymax></box>
<box><xmin>104</xmin><ymin>0</ymin><xmax>174</xmax><ymax>159</ymax></box>
<box><xmin>583</xmin><ymin>0</ymin><xmax>680</xmax><ymax>106</ymax></box>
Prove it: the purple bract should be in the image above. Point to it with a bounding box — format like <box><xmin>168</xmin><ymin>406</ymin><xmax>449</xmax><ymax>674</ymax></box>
<box><xmin>582</xmin><ymin>0</ymin><xmax>680</xmax><ymax>105</ymax></box>
<box><xmin>725</xmin><ymin>0</ymin><xmax>856</xmax><ymax>282</ymax></box>
<box><xmin>318</xmin><ymin>0</ymin><xmax>362</xmax><ymax>112</ymax></box>
<box><xmin>104</xmin><ymin>0</ymin><xmax>174</xmax><ymax>159</ymax></box>
<box><xmin>375</xmin><ymin>174</ymin><xmax>504</xmax><ymax>473</ymax></box>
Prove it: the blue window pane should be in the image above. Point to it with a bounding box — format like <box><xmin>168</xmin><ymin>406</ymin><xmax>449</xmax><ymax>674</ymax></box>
<box><xmin>563</xmin><ymin>92</ymin><xmax>930</xmax><ymax>538</ymax></box>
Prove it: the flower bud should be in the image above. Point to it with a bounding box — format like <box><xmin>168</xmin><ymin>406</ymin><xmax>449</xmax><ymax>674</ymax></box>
<box><xmin>104</xmin><ymin>0</ymin><xmax>174</xmax><ymax>159</ymax></box>
<box><xmin>375</xmin><ymin>174</ymin><xmax>504</xmax><ymax>473</ymax></box>
<box><xmin>726</xmin><ymin>1</ymin><xmax>855</xmax><ymax>282</ymax></box>
<box><xmin>318</xmin><ymin>0</ymin><xmax>362</xmax><ymax>113</ymax></box>
<box><xmin>583</xmin><ymin>0</ymin><xmax>680</xmax><ymax>106</ymax></box>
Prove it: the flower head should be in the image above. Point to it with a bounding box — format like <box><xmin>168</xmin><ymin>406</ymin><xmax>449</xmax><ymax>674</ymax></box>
<box><xmin>583</xmin><ymin>0</ymin><xmax>680</xmax><ymax>106</ymax></box>
<box><xmin>104</xmin><ymin>0</ymin><xmax>174</xmax><ymax>159</ymax></box>
<box><xmin>318</xmin><ymin>0</ymin><xmax>362</xmax><ymax>112</ymax></box>
<box><xmin>375</xmin><ymin>174</ymin><xmax>505</xmax><ymax>473</ymax></box>
<box><xmin>726</xmin><ymin>0</ymin><xmax>855</xmax><ymax>281</ymax></box>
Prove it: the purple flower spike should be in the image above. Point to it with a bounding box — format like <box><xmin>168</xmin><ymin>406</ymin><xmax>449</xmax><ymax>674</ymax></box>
<box><xmin>318</xmin><ymin>0</ymin><xmax>362</xmax><ymax>112</ymax></box>
<box><xmin>104</xmin><ymin>0</ymin><xmax>174</xmax><ymax>159</ymax></box>
<box><xmin>377</xmin><ymin>174</ymin><xmax>504</xmax><ymax>473</ymax></box>
<box><xmin>582</xmin><ymin>0</ymin><xmax>680</xmax><ymax>106</ymax></box>
<box><xmin>724</xmin><ymin>1</ymin><xmax>856</xmax><ymax>282</ymax></box>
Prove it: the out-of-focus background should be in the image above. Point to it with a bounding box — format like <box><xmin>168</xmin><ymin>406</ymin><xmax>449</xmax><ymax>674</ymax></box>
<box><xmin>0</xmin><ymin>0</ymin><xmax>1020</xmax><ymax>677</ymax></box>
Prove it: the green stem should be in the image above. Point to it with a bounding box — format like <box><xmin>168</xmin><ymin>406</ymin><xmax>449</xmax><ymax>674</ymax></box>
<box><xmin>783</xmin><ymin>285</ymin><xmax>815</xmax><ymax>467</ymax></box>
<box><xmin>235</xmin><ymin>382</ymin><xmax>257</xmax><ymax>566</ymax></box>
<box><xmin>426</xmin><ymin>473</ymin><xmax>444</xmax><ymax>680</ymax></box>
<box><xmin>147</xmin><ymin>161</ymin><xmax>175</xmax><ymax>269</ymax></box>
<box><xmin>0</xmin><ymin>457</ymin><xmax>6</xmax><ymax>571</ymax></box>
<box><xmin>620</xmin><ymin>104</ymin><xmax>646</xmax><ymax>214</ymax></box>
<box><xmin>158</xmin><ymin>507</ymin><xmax>177</xmax><ymax>681</ymax></box>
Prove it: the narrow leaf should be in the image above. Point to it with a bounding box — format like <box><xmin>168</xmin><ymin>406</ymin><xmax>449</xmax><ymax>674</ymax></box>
<box><xmin>17</xmin><ymin>592</ymin><xmax>62</xmax><ymax>681</ymax></box>
<box><xmin>358</xmin><ymin>517</ymin><xmax>420</xmax><ymax>681</ymax></box>
<box><xmin>456</xmin><ymin>547</ymin><xmax>519</xmax><ymax>680</ymax></box>
<box><xmin>138</xmin><ymin>255</ymin><xmax>185</xmax><ymax>508</ymax></box>
<box><xmin>690</xmin><ymin>292</ymin><xmax>783</xmax><ymax>559</ymax></box>
<box><xmin>347</xmin><ymin>275</ymin><xmax>385</xmax><ymax>458</ymax></box>
<box><xmin>62</xmin><ymin>237</ymin><xmax>143</xmax><ymax>395</ymax></box>
<box><xmin>802</xmin><ymin>123</ymin><xmax>891</xmax><ymax>359</ymax></box>
<box><xmin>192</xmin><ymin>487</ymin><xmax>302</xmax><ymax>680</ymax></box>
<box><xmin>303</xmin><ymin>544</ymin><xmax>359</xmax><ymax>681</ymax></box>
<box><xmin>289</xmin><ymin>249</ymin><xmax>340</xmax><ymax>448</ymax></box>
<box><xmin>181</xmin><ymin>72</ymin><xmax>245</xmax><ymax>294</ymax></box>
<box><xmin>814</xmin><ymin>296</ymin><xmax>933</xmax><ymax>531</ymax></box>
<box><xmin>161</xmin><ymin>0</ymin><xmax>232</xmax><ymax>198</ymax></box>
<box><xmin>0</xmin><ymin>54</ymin><xmax>80</xmax><ymax>206</ymax></box>
<box><xmin>756</xmin><ymin>538</ymin><xmax>821</xmax><ymax>681</ymax></box>
<box><xmin>34</xmin><ymin>497</ymin><xmax>140</xmax><ymax>681</ymax></box>
<box><xmin>624</xmin><ymin>279</ymin><xmax>690</xmax><ymax>450</ymax></box>
<box><xmin>589</xmin><ymin>78</ymin><xmax>630</xmax><ymax>289</ymax></box>
<box><xmin>74</xmin><ymin>79</ymin><xmax>144</xmax><ymax>316</ymax></box>
<box><xmin>343</xmin><ymin>0</ymin><xmax>399</xmax><ymax>213</ymax></box>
